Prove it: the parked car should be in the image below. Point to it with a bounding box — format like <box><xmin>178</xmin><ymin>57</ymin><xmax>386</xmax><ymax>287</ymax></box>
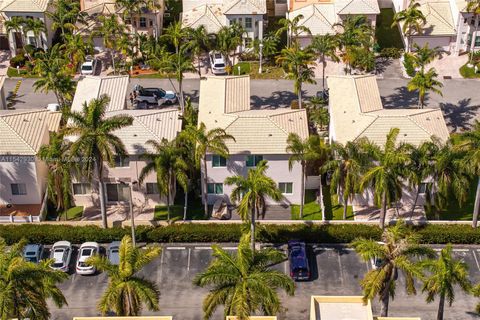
<box><xmin>23</xmin><ymin>244</ymin><xmax>44</xmax><ymax>263</ymax></box>
<box><xmin>81</xmin><ymin>56</ymin><xmax>97</xmax><ymax>75</ymax></box>
<box><xmin>50</xmin><ymin>241</ymin><xmax>72</xmax><ymax>272</ymax></box>
<box><xmin>46</xmin><ymin>103</ymin><xmax>60</xmax><ymax>112</ymax></box>
<box><xmin>209</xmin><ymin>51</ymin><xmax>227</xmax><ymax>75</ymax></box>
<box><xmin>288</xmin><ymin>240</ymin><xmax>310</xmax><ymax>281</ymax></box>
<box><xmin>107</xmin><ymin>241</ymin><xmax>121</xmax><ymax>265</ymax></box>
<box><xmin>316</xmin><ymin>89</ymin><xmax>329</xmax><ymax>102</ymax></box>
<box><xmin>133</xmin><ymin>85</ymin><xmax>177</xmax><ymax>105</ymax></box>
<box><xmin>76</xmin><ymin>242</ymin><xmax>99</xmax><ymax>275</ymax></box>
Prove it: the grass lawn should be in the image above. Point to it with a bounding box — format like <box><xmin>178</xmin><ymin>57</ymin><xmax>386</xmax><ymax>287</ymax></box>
<box><xmin>291</xmin><ymin>189</ymin><xmax>354</xmax><ymax>220</ymax></box>
<box><xmin>7</xmin><ymin>67</ymin><xmax>38</xmax><ymax>78</ymax></box>
<box><xmin>233</xmin><ymin>61</ymin><xmax>285</xmax><ymax>79</ymax></box>
<box><xmin>375</xmin><ymin>8</ymin><xmax>404</xmax><ymax>49</ymax></box>
<box><xmin>57</xmin><ymin>206</ymin><xmax>84</xmax><ymax>221</ymax></box>
<box><xmin>426</xmin><ymin>179</ymin><xmax>477</xmax><ymax>221</ymax></box>
<box><xmin>459</xmin><ymin>64</ymin><xmax>480</xmax><ymax>78</ymax></box>
<box><xmin>155</xmin><ymin>190</ymin><xmax>206</xmax><ymax>221</ymax></box>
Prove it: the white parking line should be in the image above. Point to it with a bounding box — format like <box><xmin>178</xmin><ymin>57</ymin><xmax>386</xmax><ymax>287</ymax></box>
<box><xmin>223</xmin><ymin>247</ymin><xmax>238</xmax><ymax>250</ymax></box>
<box><xmin>453</xmin><ymin>249</ymin><xmax>470</xmax><ymax>252</ymax></box>
<box><xmin>472</xmin><ymin>250</ymin><xmax>480</xmax><ymax>271</ymax></box>
<box><xmin>158</xmin><ymin>249</ymin><xmax>165</xmax><ymax>283</ymax></box>
<box><xmin>166</xmin><ymin>247</ymin><xmax>186</xmax><ymax>250</ymax></box>
<box><xmin>187</xmin><ymin>248</ymin><xmax>191</xmax><ymax>271</ymax></box>
<box><xmin>194</xmin><ymin>247</ymin><xmax>212</xmax><ymax>250</ymax></box>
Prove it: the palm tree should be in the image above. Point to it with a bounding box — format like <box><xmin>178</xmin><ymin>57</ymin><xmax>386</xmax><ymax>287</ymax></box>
<box><xmin>276</xmin><ymin>45</ymin><xmax>316</xmax><ymax>109</ymax></box>
<box><xmin>307</xmin><ymin>99</ymin><xmax>329</xmax><ymax>132</ymax></box>
<box><xmin>116</xmin><ymin>0</ymin><xmax>156</xmax><ymax>36</ymax></box>
<box><xmin>215</xmin><ymin>23</ymin><xmax>245</xmax><ymax>67</ymax></box>
<box><xmin>310</xmin><ymin>34</ymin><xmax>339</xmax><ymax>91</ymax></box>
<box><xmin>193</xmin><ymin>233</ymin><xmax>295</xmax><ymax>320</ymax></box>
<box><xmin>5</xmin><ymin>16</ymin><xmax>26</xmax><ymax>49</ymax></box>
<box><xmin>186</xmin><ymin>25</ymin><xmax>211</xmax><ymax>76</ymax></box>
<box><xmin>139</xmin><ymin>138</ymin><xmax>188</xmax><ymax>221</ymax></box>
<box><xmin>97</xmin><ymin>15</ymin><xmax>126</xmax><ymax>74</ymax></box>
<box><xmin>455</xmin><ymin>120</ymin><xmax>480</xmax><ymax>227</ymax></box>
<box><xmin>182</xmin><ymin>122</ymin><xmax>235</xmax><ymax>216</ymax></box>
<box><xmin>359</xmin><ymin>128</ymin><xmax>412</xmax><ymax>229</ymax></box>
<box><xmin>275</xmin><ymin>14</ymin><xmax>311</xmax><ymax>48</ymax></box>
<box><xmin>407</xmin><ymin>67</ymin><xmax>443</xmax><ymax>108</ymax></box>
<box><xmin>225</xmin><ymin>160</ymin><xmax>283</xmax><ymax>251</ymax></box>
<box><xmin>250</xmin><ymin>33</ymin><xmax>279</xmax><ymax>63</ymax></box>
<box><xmin>150</xmin><ymin>44</ymin><xmax>196</xmax><ymax>113</ymax></box>
<box><xmin>421</xmin><ymin>244</ymin><xmax>471</xmax><ymax>320</ymax></box>
<box><xmin>47</xmin><ymin>0</ymin><xmax>84</xmax><ymax>39</ymax></box>
<box><xmin>392</xmin><ymin>0</ymin><xmax>427</xmax><ymax>52</ymax></box>
<box><xmin>22</xmin><ymin>18</ymin><xmax>46</xmax><ymax>48</ymax></box>
<box><xmin>87</xmin><ymin>235</ymin><xmax>161</xmax><ymax>316</ymax></box>
<box><xmin>63</xmin><ymin>95</ymin><xmax>134</xmax><ymax>228</ymax></box>
<box><xmin>411</xmin><ymin>43</ymin><xmax>443</xmax><ymax>72</ymax></box>
<box><xmin>467</xmin><ymin>0</ymin><xmax>480</xmax><ymax>63</ymax></box>
<box><xmin>0</xmin><ymin>238</ymin><xmax>68</xmax><ymax>320</ymax></box>
<box><xmin>62</xmin><ymin>33</ymin><xmax>92</xmax><ymax>71</ymax></box>
<box><xmin>38</xmin><ymin>132</ymin><xmax>74</xmax><ymax>213</ymax></box>
<box><xmin>162</xmin><ymin>20</ymin><xmax>189</xmax><ymax>55</ymax></box>
<box><xmin>352</xmin><ymin>220</ymin><xmax>435</xmax><ymax>317</ymax></box>
<box><xmin>324</xmin><ymin>141</ymin><xmax>368</xmax><ymax>220</ymax></box>
<box><xmin>307</xmin><ymin>135</ymin><xmax>331</xmax><ymax>220</ymax></box>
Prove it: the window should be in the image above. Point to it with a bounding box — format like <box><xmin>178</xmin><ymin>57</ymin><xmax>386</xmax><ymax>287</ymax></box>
<box><xmin>149</xmin><ymin>19</ymin><xmax>153</xmax><ymax>27</ymax></box>
<box><xmin>475</xmin><ymin>35</ymin><xmax>480</xmax><ymax>47</ymax></box>
<box><xmin>28</xmin><ymin>36</ymin><xmax>37</xmax><ymax>46</ymax></box>
<box><xmin>11</xmin><ymin>183</ymin><xmax>27</xmax><ymax>195</ymax></box>
<box><xmin>278</xmin><ymin>182</ymin><xmax>293</xmax><ymax>194</ymax></box>
<box><xmin>276</xmin><ymin>0</ymin><xmax>287</xmax><ymax>3</ymax></box>
<box><xmin>114</xmin><ymin>155</ymin><xmax>130</xmax><ymax>167</ymax></box>
<box><xmin>72</xmin><ymin>183</ymin><xmax>91</xmax><ymax>195</ymax></box>
<box><xmin>146</xmin><ymin>183</ymin><xmax>159</xmax><ymax>194</ymax></box>
<box><xmin>418</xmin><ymin>183</ymin><xmax>428</xmax><ymax>194</ymax></box>
<box><xmin>125</xmin><ymin>18</ymin><xmax>132</xmax><ymax>25</ymax></box>
<box><xmin>230</xmin><ymin>18</ymin><xmax>236</xmax><ymax>24</ymax></box>
<box><xmin>245</xmin><ymin>37</ymin><xmax>253</xmax><ymax>47</ymax></box>
<box><xmin>245</xmin><ymin>17</ymin><xmax>252</xmax><ymax>29</ymax></box>
<box><xmin>246</xmin><ymin>155</ymin><xmax>263</xmax><ymax>167</ymax></box>
<box><xmin>207</xmin><ymin>183</ymin><xmax>223</xmax><ymax>194</ymax></box>
<box><xmin>106</xmin><ymin>183</ymin><xmax>129</xmax><ymax>202</ymax></box>
<box><xmin>212</xmin><ymin>155</ymin><xmax>227</xmax><ymax>167</ymax></box>
<box><xmin>139</xmin><ymin>17</ymin><xmax>147</xmax><ymax>28</ymax></box>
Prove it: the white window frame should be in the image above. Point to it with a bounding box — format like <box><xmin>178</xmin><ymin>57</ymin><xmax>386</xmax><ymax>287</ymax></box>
<box><xmin>72</xmin><ymin>183</ymin><xmax>91</xmax><ymax>195</ymax></box>
<box><xmin>11</xmin><ymin>183</ymin><xmax>27</xmax><ymax>195</ymax></box>
<box><xmin>207</xmin><ymin>183</ymin><xmax>223</xmax><ymax>194</ymax></box>
<box><xmin>278</xmin><ymin>182</ymin><xmax>293</xmax><ymax>194</ymax></box>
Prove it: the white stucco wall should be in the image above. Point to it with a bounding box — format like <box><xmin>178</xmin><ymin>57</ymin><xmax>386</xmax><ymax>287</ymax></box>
<box><xmin>202</xmin><ymin>153</ymin><xmax>303</xmax><ymax>206</ymax></box>
<box><xmin>0</xmin><ymin>156</ymin><xmax>43</xmax><ymax>205</ymax></box>
<box><xmin>411</xmin><ymin>36</ymin><xmax>455</xmax><ymax>52</ymax></box>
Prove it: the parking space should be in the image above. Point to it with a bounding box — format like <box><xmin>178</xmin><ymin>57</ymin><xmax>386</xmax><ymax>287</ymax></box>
<box><xmin>45</xmin><ymin>243</ymin><xmax>480</xmax><ymax>320</ymax></box>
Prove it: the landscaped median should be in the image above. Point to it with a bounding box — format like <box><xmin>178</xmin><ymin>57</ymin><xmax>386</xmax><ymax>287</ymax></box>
<box><xmin>2</xmin><ymin>223</ymin><xmax>480</xmax><ymax>245</ymax></box>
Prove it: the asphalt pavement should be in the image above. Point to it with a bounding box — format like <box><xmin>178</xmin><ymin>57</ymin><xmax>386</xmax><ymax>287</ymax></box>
<box><xmin>46</xmin><ymin>243</ymin><xmax>480</xmax><ymax>320</ymax></box>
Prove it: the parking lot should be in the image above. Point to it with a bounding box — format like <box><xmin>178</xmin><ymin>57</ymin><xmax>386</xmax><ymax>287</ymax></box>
<box><xmin>47</xmin><ymin>243</ymin><xmax>480</xmax><ymax>320</ymax></box>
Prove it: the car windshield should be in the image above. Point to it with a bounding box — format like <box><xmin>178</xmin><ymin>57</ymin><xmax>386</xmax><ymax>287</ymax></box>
<box><xmin>214</xmin><ymin>63</ymin><xmax>225</xmax><ymax>68</ymax></box>
<box><xmin>81</xmin><ymin>248</ymin><xmax>93</xmax><ymax>256</ymax></box>
<box><xmin>111</xmin><ymin>248</ymin><xmax>119</xmax><ymax>254</ymax></box>
<box><xmin>52</xmin><ymin>262</ymin><xmax>64</xmax><ymax>268</ymax></box>
<box><xmin>78</xmin><ymin>261</ymin><xmax>90</xmax><ymax>268</ymax></box>
<box><xmin>25</xmin><ymin>251</ymin><xmax>36</xmax><ymax>256</ymax></box>
<box><xmin>82</xmin><ymin>65</ymin><xmax>92</xmax><ymax>71</ymax></box>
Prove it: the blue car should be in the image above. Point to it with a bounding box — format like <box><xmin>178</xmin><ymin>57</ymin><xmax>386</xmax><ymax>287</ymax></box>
<box><xmin>288</xmin><ymin>240</ymin><xmax>310</xmax><ymax>281</ymax></box>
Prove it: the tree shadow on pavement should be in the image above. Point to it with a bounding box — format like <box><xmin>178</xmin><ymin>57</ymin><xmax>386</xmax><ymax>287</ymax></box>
<box><xmin>251</xmin><ymin>90</ymin><xmax>304</xmax><ymax>109</ymax></box>
<box><xmin>381</xmin><ymin>86</ymin><xmax>424</xmax><ymax>109</ymax></box>
<box><xmin>440</xmin><ymin>98</ymin><xmax>480</xmax><ymax>133</ymax></box>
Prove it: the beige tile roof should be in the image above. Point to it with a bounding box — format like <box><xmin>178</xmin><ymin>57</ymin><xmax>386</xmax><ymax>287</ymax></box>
<box><xmin>71</xmin><ymin>76</ymin><xmax>129</xmax><ymax>114</ymax></box>
<box><xmin>198</xmin><ymin>76</ymin><xmax>308</xmax><ymax>154</ymax></box>
<box><xmin>336</xmin><ymin>0</ymin><xmax>380</xmax><ymax>15</ymax></box>
<box><xmin>290</xmin><ymin>3</ymin><xmax>336</xmax><ymax>36</ymax></box>
<box><xmin>0</xmin><ymin>110</ymin><xmax>61</xmax><ymax>155</ymax></box>
<box><xmin>418</xmin><ymin>0</ymin><xmax>456</xmax><ymax>36</ymax></box>
<box><xmin>1</xmin><ymin>0</ymin><xmax>50</xmax><ymax>12</ymax></box>
<box><xmin>456</xmin><ymin>0</ymin><xmax>468</xmax><ymax>12</ymax></box>
<box><xmin>223</xmin><ymin>0</ymin><xmax>266</xmax><ymax>14</ymax></box>
<box><xmin>182</xmin><ymin>4</ymin><xmax>227</xmax><ymax>33</ymax></box>
<box><xmin>328</xmin><ymin>75</ymin><xmax>449</xmax><ymax>147</ymax></box>
<box><xmin>106</xmin><ymin>108</ymin><xmax>182</xmax><ymax>154</ymax></box>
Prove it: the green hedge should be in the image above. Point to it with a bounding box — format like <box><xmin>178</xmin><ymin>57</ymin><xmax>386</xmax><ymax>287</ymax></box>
<box><xmin>1</xmin><ymin>223</ymin><xmax>480</xmax><ymax>245</ymax></box>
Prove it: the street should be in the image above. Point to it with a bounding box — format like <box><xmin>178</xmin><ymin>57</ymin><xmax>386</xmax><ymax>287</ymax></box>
<box><xmin>48</xmin><ymin>243</ymin><xmax>480</xmax><ymax>320</ymax></box>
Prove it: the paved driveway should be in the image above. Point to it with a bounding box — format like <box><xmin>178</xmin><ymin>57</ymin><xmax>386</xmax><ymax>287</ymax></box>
<box><xmin>48</xmin><ymin>243</ymin><xmax>480</xmax><ymax>320</ymax></box>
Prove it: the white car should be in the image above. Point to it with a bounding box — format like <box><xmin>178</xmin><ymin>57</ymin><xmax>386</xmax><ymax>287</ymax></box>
<box><xmin>81</xmin><ymin>56</ymin><xmax>97</xmax><ymax>75</ymax></box>
<box><xmin>50</xmin><ymin>241</ymin><xmax>72</xmax><ymax>272</ymax></box>
<box><xmin>209</xmin><ymin>51</ymin><xmax>227</xmax><ymax>75</ymax></box>
<box><xmin>76</xmin><ymin>242</ymin><xmax>99</xmax><ymax>275</ymax></box>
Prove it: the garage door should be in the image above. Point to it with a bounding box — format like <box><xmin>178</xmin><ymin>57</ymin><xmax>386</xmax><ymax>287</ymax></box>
<box><xmin>412</xmin><ymin>36</ymin><xmax>453</xmax><ymax>52</ymax></box>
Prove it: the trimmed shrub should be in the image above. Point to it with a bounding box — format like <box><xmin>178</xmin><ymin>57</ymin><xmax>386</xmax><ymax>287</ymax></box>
<box><xmin>9</xmin><ymin>54</ymin><xmax>27</xmax><ymax>68</ymax></box>
<box><xmin>403</xmin><ymin>53</ymin><xmax>416</xmax><ymax>77</ymax></box>
<box><xmin>379</xmin><ymin>47</ymin><xmax>403</xmax><ymax>59</ymax></box>
<box><xmin>415</xmin><ymin>224</ymin><xmax>480</xmax><ymax>244</ymax></box>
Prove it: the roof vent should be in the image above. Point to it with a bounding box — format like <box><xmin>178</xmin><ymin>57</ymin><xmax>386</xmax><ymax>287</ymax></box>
<box><xmin>156</xmin><ymin>118</ymin><xmax>161</xmax><ymax>121</ymax></box>
<box><xmin>23</xmin><ymin>118</ymin><xmax>29</xmax><ymax>122</ymax></box>
<box><xmin>426</xmin><ymin>117</ymin><xmax>430</xmax><ymax>121</ymax></box>
<box><xmin>133</xmin><ymin>134</ymin><xmax>137</xmax><ymax>137</ymax></box>
<box><xmin>268</xmin><ymin>134</ymin><xmax>272</xmax><ymax>137</ymax></box>
<box><xmin>404</xmin><ymin>134</ymin><xmax>407</xmax><ymax>137</ymax></box>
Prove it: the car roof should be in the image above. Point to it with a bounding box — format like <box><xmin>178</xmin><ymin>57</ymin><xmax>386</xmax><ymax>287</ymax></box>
<box><xmin>53</xmin><ymin>241</ymin><xmax>71</xmax><ymax>247</ymax></box>
<box><xmin>80</xmin><ymin>242</ymin><xmax>99</xmax><ymax>248</ymax></box>
<box><xmin>25</xmin><ymin>244</ymin><xmax>41</xmax><ymax>251</ymax></box>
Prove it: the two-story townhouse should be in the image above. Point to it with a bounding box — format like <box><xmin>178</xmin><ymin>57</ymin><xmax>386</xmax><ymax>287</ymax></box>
<box><xmin>182</xmin><ymin>0</ymin><xmax>266</xmax><ymax>50</ymax></box>
<box><xmin>0</xmin><ymin>0</ymin><xmax>54</xmax><ymax>56</ymax></box>
<box><xmin>68</xmin><ymin>76</ymin><xmax>182</xmax><ymax>218</ymax></box>
<box><xmin>198</xmin><ymin>75</ymin><xmax>309</xmax><ymax>207</ymax></box>
<box><xmin>328</xmin><ymin>74</ymin><xmax>450</xmax><ymax>219</ymax></box>
<box><xmin>288</xmin><ymin>0</ymin><xmax>380</xmax><ymax>47</ymax></box>
<box><xmin>0</xmin><ymin>109</ymin><xmax>61</xmax><ymax>221</ymax></box>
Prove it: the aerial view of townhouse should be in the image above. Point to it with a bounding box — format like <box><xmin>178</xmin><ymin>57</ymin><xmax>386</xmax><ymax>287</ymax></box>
<box><xmin>0</xmin><ymin>0</ymin><xmax>479</xmax><ymax>319</ymax></box>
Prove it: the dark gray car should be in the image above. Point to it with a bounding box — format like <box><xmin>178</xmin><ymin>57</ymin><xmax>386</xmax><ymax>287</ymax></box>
<box><xmin>107</xmin><ymin>241</ymin><xmax>121</xmax><ymax>265</ymax></box>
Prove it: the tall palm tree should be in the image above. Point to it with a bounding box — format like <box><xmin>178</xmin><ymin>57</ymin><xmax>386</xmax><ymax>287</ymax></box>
<box><xmin>275</xmin><ymin>14</ymin><xmax>311</xmax><ymax>48</ymax></box>
<box><xmin>182</xmin><ymin>122</ymin><xmax>235</xmax><ymax>216</ymax></box>
<box><xmin>307</xmin><ymin>98</ymin><xmax>329</xmax><ymax>132</ymax></box>
<box><xmin>467</xmin><ymin>0</ymin><xmax>480</xmax><ymax>63</ymax></box>
<box><xmin>47</xmin><ymin>0</ymin><xmax>84</xmax><ymax>39</ymax></box>
<box><xmin>276</xmin><ymin>45</ymin><xmax>316</xmax><ymax>109</ymax></box>
<box><xmin>139</xmin><ymin>138</ymin><xmax>188</xmax><ymax>221</ymax></box>
<box><xmin>324</xmin><ymin>141</ymin><xmax>369</xmax><ymax>220</ymax></box>
<box><xmin>186</xmin><ymin>25</ymin><xmax>211</xmax><ymax>76</ymax></box>
<box><xmin>359</xmin><ymin>128</ymin><xmax>412</xmax><ymax>229</ymax></box>
<box><xmin>97</xmin><ymin>15</ymin><xmax>126</xmax><ymax>74</ymax></box>
<box><xmin>421</xmin><ymin>244</ymin><xmax>471</xmax><ymax>320</ymax></box>
<box><xmin>455</xmin><ymin>120</ymin><xmax>480</xmax><ymax>227</ymax></box>
<box><xmin>87</xmin><ymin>235</ymin><xmax>161</xmax><ymax>316</ymax></box>
<box><xmin>38</xmin><ymin>132</ymin><xmax>74</xmax><ymax>213</ymax></box>
<box><xmin>193</xmin><ymin>233</ymin><xmax>295</xmax><ymax>320</ymax></box>
<box><xmin>215</xmin><ymin>23</ymin><xmax>245</xmax><ymax>67</ymax></box>
<box><xmin>0</xmin><ymin>238</ymin><xmax>68</xmax><ymax>320</ymax></box>
<box><xmin>225</xmin><ymin>160</ymin><xmax>283</xmax><ymax>251</ymax></box>
<box><xmin>22</xmin><ymin>18</ymin><xmax>46</xmax><ymax>48</ymax></box>
<box><xmin>5</xmin><ymin>16</ymin><xmax>26</xmax><ymax>49</ymax></box>
<box><xmin>407</xmin><ymin>67</ymin><xmax>443</xmax><ymax>108</ymax></box>
<box><xmin>150</xmin><ymin>44</ymin><xmax>196</xmax><ymax>113</ymax></box>
<box><xmin>162</xmin><ymin>20</ymin><xmax>189</xmax><ymax>55</ymax></box>
<box><xmin>62</xmin><ymin>33</ymin><xmax>92</xmax><ymax>71</ymax></box>
<box><xmin>63</xmin><ymin>95</ymin><xmax>134</xmax><ymax>228</ymax></box>
<box><xmin>392</xmin><ymin>0</ymin><xmax>427</xmax><ymax>52</ymax></box>
<box><xmin>411</xmin><ymin>43</ymin><xmax>443</xmax><ymax>72</ymax></box>
<box><xmin>352</xmin><ymin>221</ymin><xmax>435</xmax><ymax>317</ymax></box>
<box><xmin>250</xmin><ymin>33</ymin><xmax>279</xmax><ymax>63</ymax></box>
<box><xmin>116</xmin><ymin>0</ymin><xmax>156</xmax><ymax>36</ymax></box>
<box><xmin>307</xmin><ymin>135</ymin><xmax>331</xmax><ymax>219</ymax></box>
<box><xmin>310</xmin><ymin>34</ymin><xmax>339</xmax><ymax>91</ymax></box>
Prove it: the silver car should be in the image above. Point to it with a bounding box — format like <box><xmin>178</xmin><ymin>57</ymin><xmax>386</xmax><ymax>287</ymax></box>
<box><xmin>50</xmin><ymin>241</ymin><xmax>72</xmax><ymax>272</ymax></box>
<box><xmin>76</xmin><ymin>242</ymin><xmax>99</xmax><ymax>275</ymax></box>
<box><xmin>23</xmin><ymin>244</ymin><xmax>44</xmax><ymax>263</ymax></box>
<box><xmin>107</xmin><ymin>241</ymin><xmax>121</xmax><ymax>265</ymax></box>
